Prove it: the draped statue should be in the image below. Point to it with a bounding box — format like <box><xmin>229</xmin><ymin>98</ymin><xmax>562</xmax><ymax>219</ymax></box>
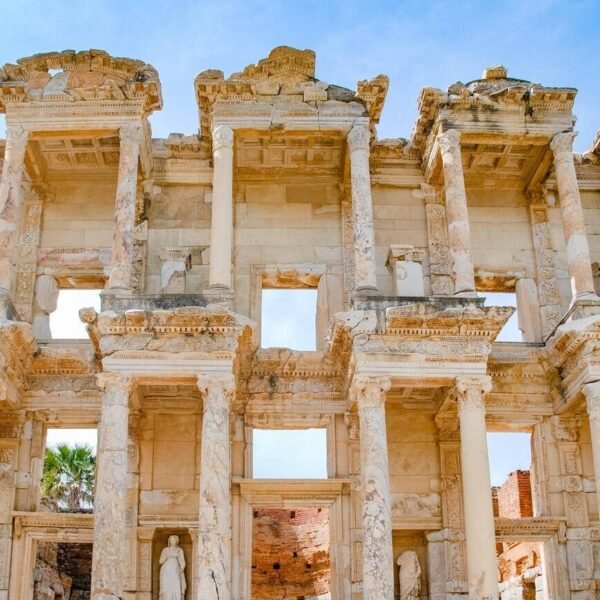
<box><xmin>397</xmin><ymin>550</ymin><xmax>422</xmax><ymax>600</ymax></box>
<box><xmin>159</xmin><ymin>535</ymin><xmax>186</xmax><ymax>600</ymax></box>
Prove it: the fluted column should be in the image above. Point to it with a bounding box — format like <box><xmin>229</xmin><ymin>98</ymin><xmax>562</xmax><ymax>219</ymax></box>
<box><xmin>196</xmin><ymin>374</ymin><xmax>235</xmax><ymax>600</ymax></box>
<box><xmin>347</xmin><ymin>124</ymin><xmax>378</xmax><ymax>292</ymax></box>
<box><xmin>438</xmin><ymin>130</ymin><xmax>476</xmax><ymax>295</ymax></box>
<box><xmin>108</xmin><ymin>122</ymin><xmax>142</xmax><ymax>291</ymax></box>
<box><xmin>455</xmin><ymin>376</ymin><xmax>498</xmax><ymax>600</ymax></box>
<box><xmin>91</xmin><ymin>373</ymin><xmax>132</xmax><ymax>600</ymax></box>
<box><xmin>0</xmin><ymin>124</ymin><xmax>28</xmax><ymax>307</ymax></box>
<box><xmin>582</xmin><ymin>382</ymin><xmax>600</xmax><ymax>519</ymax></box>
<box><xmin>353</xmin><ymin>375</ymin><xmax>393</xmax><ymax>599</ymax></box>
<box><xmin>550</xmin><ymin>132</ymin><xmax>596</xmax><ymax>299</ymax></box>
<box><xmin>209</xmin><ymin>125</ymin><xmax>234</xmax><ymax>289</ymax></box>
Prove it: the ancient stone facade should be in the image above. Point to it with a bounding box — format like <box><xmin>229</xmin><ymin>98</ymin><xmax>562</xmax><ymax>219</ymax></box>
<box><xmin>0</xmin><ymin>46</ymin><xmax>600</xmax><ymax>599</ymax></box>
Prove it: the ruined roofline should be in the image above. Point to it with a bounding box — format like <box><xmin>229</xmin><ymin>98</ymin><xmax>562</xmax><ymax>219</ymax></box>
<box><xmin>193</xmin><ymin>46</ymin><xmax>389</xmax><ymax>154</ymax></box>
<box><xmin>0</xmin><ymin>49</ymin><xmax>162</xmax><ymax>115</ymax></box>
<box><xmin>410</xmin><ymin>64</ymin><xmax>578</xmax><ymax>156</ymax></box>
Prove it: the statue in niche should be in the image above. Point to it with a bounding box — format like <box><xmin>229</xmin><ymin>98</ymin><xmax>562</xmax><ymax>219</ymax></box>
<box><xmin>397</xmin><ymin>550</ymin><xmax>422</xmax><ymax>600</ymax></box>
<box><xmin>159</xmin><ymin>535</ymin><xmax>186</xmax><ymax>600</ymax></box>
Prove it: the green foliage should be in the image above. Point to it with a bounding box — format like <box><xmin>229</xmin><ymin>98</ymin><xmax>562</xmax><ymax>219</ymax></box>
<box><xmin>41</xmin><ymin>443</ymin><xmax>96</xmax><ymax>510</ymax></box>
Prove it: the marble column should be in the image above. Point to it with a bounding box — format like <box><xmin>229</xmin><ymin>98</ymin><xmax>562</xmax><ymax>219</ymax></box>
<box><xmin>455</xmin><ymin>376</ymin><xmax>498</xmax><ymax>600</ymax></box>
<box><xmin>108</xmin><ymin>122</ymin><xmax>142</xmax><ymax>291</ymax></box>
<box><xmin>582</xmin><ymin>382</ymin><xmax>600</xmax><ymax>520</ymax></box>
<box><xmin>353</xmin><ymin>375</ymin><xmax>393</xmax><ymax>599</ymax></box>
<box><xmin>347</xmin><ymin>124</ymin><xmax>378</xmax><ymax>292</ymax></box>
<box><xmin>550</xmin><ymin>132</ymin><xmax>597</xmax><ymax>299</ymax></box>
<box><xmin>0</xmin><ymin>125</ymin><xmax>28</xmax><ymax>309</ymax></box>
<box><xmin>91</xmin><ymin>373</ymin><xmax>132</xmax><ymax>600</ymax></box>
<box><xmin>196</xmin><ymin>374</ymin><xmax>235</xmax><ymax>600</ymax></box>
<box><xmin>209</xmin><ymin>125</ymin><xmax>234</xmax><ymax>290</ymax></box>
<box><xmin>438</xmin><ymin>130</ymin><xmax>476</xmax><ymax>295</ymax></box>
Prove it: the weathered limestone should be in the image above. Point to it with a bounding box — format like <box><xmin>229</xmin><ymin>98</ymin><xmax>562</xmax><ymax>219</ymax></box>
<box><xmin>108</xmin><ymin>123</ymin><xmax>143</xmax><ymax>292</ymax></box>
<box><xmin>0</xmin><ymin>125</ymin><xmax>28</xmax><ymax>311</ymax></box>
<box><xmin>209</xmin><ymin>125</ymin><xmax>234</xmax><ymax>290</ymax></box>
<box><xmin>582</xmin><ymin>382</ymin><xmax>600</xmax><ymax>520</ymax></box>
<box><xmin>386</xmin><ymin>245</ymin><xmax>425</xmax><ymax>296</ymax></box>
<box><xmin>550</xmin><ymin>132</ymin><xmax>596</xmax><ymax>299</ymax></box>
<box><xmin>438</xmin><ymin>130</ymin><xmax>476</xmax><ymax>296</ymax></box>
<box><xmin>91</xmin><ymin>373</ymin><xmax>132</xmax><ymax>600</ymax></box>
<box><xmin>196</xmin><ymin>374</ymin><xmax>235</xmax><ymax>600</ymax></box>
<box><xmin>31</xmin><ymin>275</ymin><xmax>59</xmax><ymax>339</ymax></box>
<box><xmin>347</xmin><ymin>124</ymin><xmax>377</xmax><ymax>292</ymax></box>
<box><xmin>159</xmin><ymin>247</ymin><xmax>191</xmax><ymax>293</ymax></box>
<box><xmin>352</xmin><ymin>375</ymin><xmax>393</xmax><ymax>600</ymax></box>
<box><xmin>515</xmin><ymin>278</ymin><xmax>542</xmax><ymax>343</ymax></box>
<box><xmin>455</xmin><ymin>376</ymin><xmax>498</xmax><ymax>600</ymax></box>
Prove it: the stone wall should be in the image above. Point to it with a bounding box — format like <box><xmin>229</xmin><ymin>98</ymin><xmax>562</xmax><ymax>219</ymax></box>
<box><xmin>251</xmin><ymin>508</ymin><xmax>330</xmax><ymax>600</ymax></box>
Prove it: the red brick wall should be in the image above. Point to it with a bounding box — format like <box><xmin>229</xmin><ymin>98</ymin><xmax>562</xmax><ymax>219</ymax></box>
<box><xmin>252</xmin><ymin>507</ymin><xmax>330</xmax><ymax>600</ymax></box>
<box><xmin>497</xmin><ymin>470</ymin><xmax>533</xmax><ymax>518</ymax></box>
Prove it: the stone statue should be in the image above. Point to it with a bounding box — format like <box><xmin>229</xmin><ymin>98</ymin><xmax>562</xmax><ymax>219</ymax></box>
<box><xmin>397</xmin><ymin>550</ymin><xmax>421</xmax><ymax>600</ymax></box>
<box><xmin>159</xmin><ymin>535</ymin><xmax>186</xmax><ymax>600</ymax></box>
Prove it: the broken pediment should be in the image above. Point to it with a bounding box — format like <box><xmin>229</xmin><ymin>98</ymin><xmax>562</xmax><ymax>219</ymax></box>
<box><xmin>0</xmin><ymin>49</ymin><xmax>162</xmax><ymax>114</ymax></box>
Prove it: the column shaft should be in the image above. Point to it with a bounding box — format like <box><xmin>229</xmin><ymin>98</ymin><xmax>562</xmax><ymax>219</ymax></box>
<box><xmin>91</xmin><ymin>374</ymin><xmax>131</xmax><ymax>600</ymax></box>
<box><xmin>209</xmin><ymin>125</ymin><xmax>234</xmax><ymax>289</ymax></box>
<box><xmin>456</xmin><ymin>376</ymin><xmax>498</xmax><ymax>600</ymax></box>
<box><xmin>354</xmin><ymin>376</ymin><xmax>393</xmax><ymax>599</ymax></box>
<box><xmin>196</xmin><ymin>375</ymin><xmax>234</xmax><ymax>600</ymax></box>
<box><xmin>108</xmin><ymin>123</ymin><xmax>142</xmax><ymax>291</ymax></box>
<box><xmin>550</xmin><ymin>132</ymin><xmax>596</xmax><ymax>298</ymax></box>
<box><xmin>438</xmin><ymin>129</ymin><xmax>476</xmax><ymax>295</ymax></box>
<box><xmin>583</xmin><ymin>383</ymin><xmax>600</xmax><ymax>519</ymax></box>
<box><xmin>0</xmin><ymin>125</ymin><xmax>28</xmax><ymax>301</ymax></box>
<box><xmin>348</xmin><ymin>124</ymin><xmax>378</xmax><ymax>292</ymax></box>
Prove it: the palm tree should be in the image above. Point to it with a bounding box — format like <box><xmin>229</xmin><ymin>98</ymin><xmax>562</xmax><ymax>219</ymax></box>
<box><xmin>41</xmin><ymin>443</ymin><xmax>96</xmax><ymax>510</ymax></box>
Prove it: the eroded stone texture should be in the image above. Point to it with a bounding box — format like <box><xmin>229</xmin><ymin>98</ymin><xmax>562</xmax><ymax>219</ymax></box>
<box><xmin>353</xmin><ymin>375</ymin><xmax>393</xmax><ymax>600</ymax></box>
<box><xmin>438</xmin><ymin>130</ymin><xmax>475</xmax><ymax>295</ymax></box>
<box><xmin>455</xmin><ymin>376</ymin><xmax>498</xmax><ymax>600</ymax></box>
<box><xmin>551</xmin><ymin>132</ymin><xmax>596</xmax><ymax>299</ymax></box>
<box><xmin>348</xmin><ymin>124</ymin><xmax>377</xmax><ymax>292</ymax></box>
<box><xmin>108</xmin><ymin>123</ymin><xmax>143</xmax><ymax>291</ymax></box>
<box><xmin>196</xmin><ymin>374</ymin><xmax>235</xmax><ymax>600</ymax></box>
<box><xmin>0</xmin><ymin>125</ymin><xmax>28</xmax><ymax>309</ymax></box>
<box><xmin>91</xmin><ymin>373</ymin><xmax>132</xmax><ymax>600</ymax></box>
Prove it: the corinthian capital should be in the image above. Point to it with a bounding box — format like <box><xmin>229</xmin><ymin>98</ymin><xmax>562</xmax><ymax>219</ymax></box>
<box><xmin>347</xmin><ymin>124</ymin><xmax>370</xmax><ymax>152</ymax></box>
<box><xmin>438</xmin><ymin>129</ymin><xmax>461</xmax><ymax>156</ymax></box>
<box><xmin>550</xmin><ymin>131</ymin><xmax>576</xmax><ymax>157</ymax></box>
<box><xmin>350</xmin><ymin>375</ymin><xmax>391</xmax><ymax>410</ymax></box>
<box><xmin>583</xmin><ymin>382</ymin><xmax>600</xmax><ymax>417</ymax></box>
<box><xmin>120</xmin><ymin>122</ymin><xmax>144</xmax><ymax>144</ymax></box>
<box><xmin>197</xmin><ymin>373</ymin><xmax>235</xmax><ymax>411</ymax></box>
<box><xmin>212</xmin><ymin>124</ymin><xmax>234</xmax><ymax>151</ymax></box>
<box><xmin>96</xmin><ymin>372</ymin><xmax>133</xmax><ymax>405</ymax></box>
<box><xmin>455</xmin><ymin>375</ymin><xmax>492</xmax><ymax>412</ymax></box>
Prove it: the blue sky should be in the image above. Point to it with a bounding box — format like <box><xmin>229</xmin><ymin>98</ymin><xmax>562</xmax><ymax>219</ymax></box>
<box><xmin>1</xmin><ymin>0</ymin><xmax>599</xmax><ymax>151</ymax></box>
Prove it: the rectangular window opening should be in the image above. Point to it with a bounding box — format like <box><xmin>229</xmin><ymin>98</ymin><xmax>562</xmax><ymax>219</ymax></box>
<box><xmin>480</xmin><ymin>291</ymin><xmax>521</xmax><ymax>342</ymax></box>
<box><xmin>261</xmin><ymin>288</ymin><xmax>318</xmax><ymax>351</ymax></box>
<box><xmin>49</xmin><ymin>289</ymin><xmax>102</xmax><ymax>339</ymax></box>
<box><xmin>42</xmin><ymin>428</ymin><xmax>97</xmax><ymax>511</ymax></box>
<box><xmin>487</xmin><ymin>431</ymin><xmax>533</xmax><ymax>518</ymax></box>
<box><xmin>252</xmin><ymin>428</ymin><xmax>327</xmax><ymax>479</ymax></box>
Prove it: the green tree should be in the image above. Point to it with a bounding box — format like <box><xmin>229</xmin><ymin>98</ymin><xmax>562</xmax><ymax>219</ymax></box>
<box><xmin>41</xmin><ymin>443</ymin><xmax>96</xmax><ymax>510</ymax></box>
